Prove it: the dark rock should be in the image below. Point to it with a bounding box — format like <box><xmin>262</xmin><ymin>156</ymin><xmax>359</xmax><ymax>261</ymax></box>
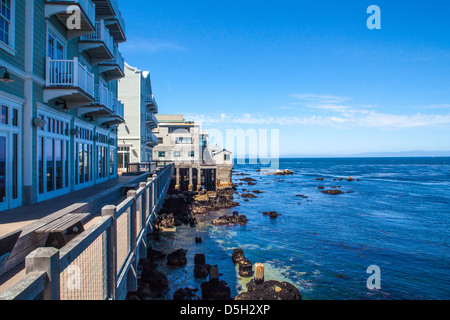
<box><xmin>194</xmin><ymin>263</ymin><xmax>211</xmax><ymax>279</ymax></box>
<box><xmin>321</xmin><ymin>189</ymin><xmax>344</xmax><ymax>195</ymax></box>
<box><xmin>239</xmin><ymin>259</ymin><xmax>253</xmax><ymax>277</ymax></box>
<box><xmin>347</xmin><ymin>177</ymin><xmax>355</xmax><ymax>182</ymax></box>
<box><xmin>244</xmin><ymin>199</ymin><xmax>249</xmax><ymax>202</ymax></box>
<box><xmin>274</xmin><ymin>169</ymin><xmax>294</xmax><ymax>176</ymax></box>
<box><xmin>252</xmin><ymin>190</ymin><xmax>264</xmax><ymax>194</ymax></box>
<box><xmin>167</xmin><ymin>249</ymin><xmax>188</xmax><ymax>266</ymax></box>
<box><xmin>262</xmin><ymin>211</ymin><xmax>281</xmax><ymax>218</ymax></box>
<box><xmin>235</xmin><ymin>280</ymin><xmax>302</xmax><ymax>301</ymax></box>
<box><xmin>240</xmin><ymin>177</ymin><xmax>257</xmax><ymax>182</ymax></box>
<box><xmin>173</xmin><ymin>288</ymin><xmax>201</xmax><ymax>301</ymax></box>
<box><xmin>147</xmin><ymin>248</ymin><xmax>166</xmax><ymax>261</ymax></box>
<box><xmin>195</xmin><ymin>237</ymin><xmax>203</xmax><ymax>243</ymax></box>
<box><xmin>154</xmin><ymin>213</ymin><xmax>175</xmax><ymax>230</ymax></box>
<box><xmin>232</xmin><ymin>249</ymin><xmax>246</xmax><ymax>264</ymax></box>
<box><xmin>248</xmin><ymin>182</ymin><xmax>257</xmax><ymax>186</ymax></box>
<box><xmin>315</xmin><ymin>178</ymin><xmax>324</xmax><ymax>181</ymax></box>
<box><xmin>141</xmin><ymin>265</ymin><xmax>169</xmax><ymax>289</ymax></box>
<box><xmin>241</xmin><ymin>193</ymin><xmax>257</xmax><ymax>199</ymax></box>
<box><xmin>194</xmin><ymin>254</ymin><xmax>206</xmax><ymax>265</ymax></box>
<box><xmin>212</xmin><ymin>214</ymin><xmax>248</xmax><ymax>226</ymax></box>
<box><xmin>201</xmin><ymin>279</ymin><xmax>233</xmax><ymax>300</ymax></box>
<box><xmin>318</xmin><ymin>186</ymin><xmax>325</xmax><ymax>189</ymax></box>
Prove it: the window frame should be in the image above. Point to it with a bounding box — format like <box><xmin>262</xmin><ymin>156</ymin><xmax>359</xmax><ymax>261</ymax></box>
<box><xmin>0</xmin><ymin>0</ymin><xmax>15</xmax><ymax>55</ymax></box>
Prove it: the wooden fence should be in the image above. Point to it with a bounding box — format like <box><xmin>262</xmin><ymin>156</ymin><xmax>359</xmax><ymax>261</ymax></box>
<box><xmin>0</xmin><ymin>164</ymin><xmax>174</xmax><ymax>300</ymax></box>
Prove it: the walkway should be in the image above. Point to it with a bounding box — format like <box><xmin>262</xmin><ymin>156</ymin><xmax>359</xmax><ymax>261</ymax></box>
<box><xmin>0</xmin><ymin>175</ymin><xmax>139</xmax><ymax>238</ymax></box>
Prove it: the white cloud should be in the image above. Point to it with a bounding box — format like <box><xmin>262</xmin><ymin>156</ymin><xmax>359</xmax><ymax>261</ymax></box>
<box><xmin>122</xmin><ymin>38</ymin><xmax>187</xmax><ymax>54</ymax></box>
<box><xmin>290</xmin><ymin>94</ymin><xmax>352</xmax><ymax>104</ymax></box>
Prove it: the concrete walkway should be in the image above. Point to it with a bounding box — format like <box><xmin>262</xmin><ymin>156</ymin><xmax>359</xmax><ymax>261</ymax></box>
<box><xmin>0</xmin><ymin>175</ymin><xmax>139</xmax><ymax>238</ymax></box>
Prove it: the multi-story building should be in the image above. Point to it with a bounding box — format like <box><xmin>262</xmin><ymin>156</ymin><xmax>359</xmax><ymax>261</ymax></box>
<box><xmin>0</xmin><ymin>0</ymin><xmax>126</xmax><ymax>211</ymax></box>
<box><xmin>153</xmin><ymin>115</ymin><xmax>233</xmax><ymax>191</ymax></box>
<box><xmin>117</xmin><ymin>63</ymin><xmax>158</xmax><ymax>171</ymax></box>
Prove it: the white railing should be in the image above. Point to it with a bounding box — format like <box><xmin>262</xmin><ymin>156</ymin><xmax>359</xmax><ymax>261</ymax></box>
<box><xmin>51</xmin><ymin>0</ymin><xmax>96</xmax><ymax>27</ymax></box>
<box><xmin>102</xmin><ymin>47</ymin><xmax>124</xmax><ymax>74</ymax></box>
<box><xmin>114</xmin><ymin>100</ymin><xmax>124</xmax><ymax>119</ymax></box>
<box><xmin>108</xmin><ymin>0</ymin><xmax>126</xmax><ymax>35</ymax></box>
<box><xmin>146</xmin><ymin>113</ymin><xmax>157</xmax><ymax>123</ymax></box>
<box><xmin>80</xmin><ymin>20</ymin><xmax>114</xmax><ymax>55</ymax></box>
<box><xmin>46</xmin><ymin>57</ymin><xmax>95</xmax><ymax>98</ymax></box>
<box><xmin>0</xmin><ymin>164</ymin><xmax>174</xmax><ymax>300</ymax></box>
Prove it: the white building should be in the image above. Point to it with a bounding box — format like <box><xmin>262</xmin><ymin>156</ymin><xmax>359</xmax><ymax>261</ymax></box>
<box><xmin>117</xmin><ymin>63</ymin><xmax>159</xmax><ymax>171</ymax></box>
<box><xmin>153</xmin><ymin>115</ymin><xmax>233</xmax><ymax>191</ymax></box>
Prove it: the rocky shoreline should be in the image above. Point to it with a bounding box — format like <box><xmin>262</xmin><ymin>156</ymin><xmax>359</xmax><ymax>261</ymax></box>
<box><xmin>126</xmin><ymin>169</ymin><xmax>305</xmax><ymax>301</ymax></box>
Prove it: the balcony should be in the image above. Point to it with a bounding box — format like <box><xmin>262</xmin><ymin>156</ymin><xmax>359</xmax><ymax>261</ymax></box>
<box><xmin>79</xmin><ymin>20</ymin><xmax>114</xmax><ymax>64</ymax></box>
<box><xmin>146</xmin><ymin>113</ymin><xmax>158</xmax><ymax>129</ymax></box>
<box><xmin>145</xmin><ymin>94</ymin><xmax>158</xmax><ymax>114</ymax></box>
<box><xmin>44</xmin><ymin>57</ymin><xmax>95</xmax><ymax>105</ymax></box>
<box><xmin>145</xmin><ymin>133</ymin><xmax>159</xmax><ymax>147</ymax></box>
<box><xmin>84</xmin><ymin>84</ymin><xmax>124</xmax><ymax>125</ymax></box>
<box><xmin>98</xmin><ymin>47</ymin><xmax>125</xmax><ymax>81</ymax></box>
<box><xmin>45</xmin><ymin>0</ymin><xmax>96</xmax><ymax>39</ymax></box>
<box><xmin>91</xmin><ymin>0</ymin><xmax>126</xmax><ymax>43</ymax></box>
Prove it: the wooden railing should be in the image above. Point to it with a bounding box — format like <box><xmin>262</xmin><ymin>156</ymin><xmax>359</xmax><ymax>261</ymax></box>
<box><xmin>0</xmin><ymin>164</ymin><xmax>174</xmax><ymax>300</ymax></box>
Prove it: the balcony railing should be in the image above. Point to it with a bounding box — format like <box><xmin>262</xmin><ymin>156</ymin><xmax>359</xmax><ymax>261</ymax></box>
<box><xmin>109</xmin><ymin>0</ymin><xmax>126</xmax><ymax>34</ymax></box>
<box><xmin>114</xmin><ymin>99</ymin><xmax>124</xmax><ymax>119</ymax></box>
<box><xmin>46</xmin><ymin>57</ymin><xmax>95</xmax><ymax>98</ymax></box>
<box><xmin>95</xmin><ymin>83</ymin><xmax>114</xmax><ymax>109</ymax></box>
<box><xmin>47</xmin><ymin>0</ymin><xmax>96</xmax><ymax>28</ymax></box>
<box><xmin>146</xmin><ymin>133</ymin><xmax>158</xmax><ymax>146</ymax></box>
<box><xmin>100</xmin><ymin>46</ymin><xmax>125</xmax><ymax>75</ymax></box>
<box><xmin>146</xmin><ymin>113</ymin><xmax>157</xmax><ymax>127</ymax></box>
<box><xmin>80</xmin><ymin>20</ymin><xmax>114</xmax><ymax>55</ymax></box>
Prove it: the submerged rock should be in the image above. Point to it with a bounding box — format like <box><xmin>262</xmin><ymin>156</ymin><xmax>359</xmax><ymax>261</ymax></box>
<box><xmin>147</xmin><ymin>248</ymin><xmax>166</xmax><ymax>261</ymax></box>
<box><xmin>241</xmin><ymin>193</ymin><xmax>257</xmax><ymax>199</ymax></box>
<box><xmin>235</xmin><ymin>280</ymin><xmax>302</xmax><ymax>301</ymax></box>
<box><xmin>321</xmin><ymin>189</ymin><xmax>344</xmax><ymax>195</ymax></box>
<box><xmin>195</xmin><ymin>237</ymin><xmax>203</xmax><ymax>243</ymax></box>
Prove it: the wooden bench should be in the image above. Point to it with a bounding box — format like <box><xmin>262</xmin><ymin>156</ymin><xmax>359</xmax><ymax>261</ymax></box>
<box><xmin>34</xmin><ymin>213</ymin><xmax>90</xmax><ymax>249</ymax></box>
<box><xmin>0</xmin><ymin>231</ymin><xmax>22</xmax><ymax>271</ymax></box>
<box><xmin>121</xmin><ymin>183</ymin><xmax>139</xmax><ymax>196</ymax></box>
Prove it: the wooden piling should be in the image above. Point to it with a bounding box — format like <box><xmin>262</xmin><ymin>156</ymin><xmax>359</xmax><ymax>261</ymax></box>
<box><xmin>254</xmin><ymin>263</ymin><xmax>264</xmax><ymax>285</ymax></box>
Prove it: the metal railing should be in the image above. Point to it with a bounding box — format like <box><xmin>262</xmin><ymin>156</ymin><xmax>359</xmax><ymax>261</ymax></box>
<box><xmin>46</xmin><ymin>57</ymin><xmax>95</xmax><ymax>98</ymax></box>
<box><xmin>0</xmin><ymin>164</ymin><xmax>174</xmax><ymax>300</ymax></box>
<box><xmin>80</xmin><ymin>20</ymin><xmax>114</xmax><ymax>55</ymax></box>
<box><xmin>126</xmin><ymin>162</ymin><xmax>157</xmax><ymax>175</ymax></box>
<box><xmin>108</xmin><ymin>0</ymin><xmax>126</xmax><ymax>35</ymax></box>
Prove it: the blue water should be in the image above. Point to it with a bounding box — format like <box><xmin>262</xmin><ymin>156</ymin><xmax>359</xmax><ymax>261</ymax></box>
<box><xmin>152</xmin><ymin>158</ymin><xmax>450</xmax><ymax>300</ymax></box>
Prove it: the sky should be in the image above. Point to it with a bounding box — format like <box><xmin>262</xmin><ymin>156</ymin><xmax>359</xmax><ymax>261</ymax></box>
<box><xmin>118</xmin><ymin>0</ymin><xmax>450</xmax><ymax>156</ymax></box>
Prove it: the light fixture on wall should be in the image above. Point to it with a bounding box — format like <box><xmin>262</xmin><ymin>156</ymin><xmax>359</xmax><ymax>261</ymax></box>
<box><xmin>0</xmin><ymin>66</ymin><xmax>14</xmax><ymax>84</ymax></box>
<box><xmin>55</xmin><ymin>101</ymin><xmax>70</xmax><ymax>113</ymax></box>
<box><xmin>33</xmin><ymin>117</ymin><xmax>48</xmax><ymax>129</ymax></box>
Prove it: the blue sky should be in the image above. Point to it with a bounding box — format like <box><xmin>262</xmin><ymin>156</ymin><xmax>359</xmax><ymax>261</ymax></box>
<box><xmin>118</xmin><ymin>0</ymin><xmax>450</xmax><ymax>156</ymax></box>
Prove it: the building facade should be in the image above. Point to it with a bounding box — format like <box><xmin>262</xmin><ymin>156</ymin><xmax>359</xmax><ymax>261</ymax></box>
<box><xmin>153</xmin><ymin>115</ymin><xmax>233</xmax><ymax>191</ymax></box>
<box><xmin>117</xmin><ymin>63</ymin><xmax>158</xmax><ymax>171</ymax></box>
<box><xmin>0</xmin><ymin>0</ymin><xmax>126</xmax><ymax>211</ymax></box>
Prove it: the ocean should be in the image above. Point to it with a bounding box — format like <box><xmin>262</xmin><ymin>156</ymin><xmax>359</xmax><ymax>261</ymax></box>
<box><xmin>151</xmin><ymin>157</ymin><xmax>450</xmax><ymax>300</ymax></box>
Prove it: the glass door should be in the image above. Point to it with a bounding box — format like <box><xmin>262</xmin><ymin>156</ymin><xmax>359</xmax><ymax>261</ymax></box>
<box><xmin>0</xmin><ymin>133</ymin><xmax>8</xmax><ymax>211</ymax></box>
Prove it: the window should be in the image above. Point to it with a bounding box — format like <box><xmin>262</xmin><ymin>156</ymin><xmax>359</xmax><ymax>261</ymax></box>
<box><xmin>1</xmin><ymin>105</ymin><xmax>7</xmax><ymax>124</ymax></box>
<box><xmin>224</xmin><ymin>154</ymin><xmax>231</xmax><ymax>161</ymax></box>
<box><xmin>158</xmin><ymin>137</ymin><xmax>163</xmax><ymax>144</ymax></box>
<box><xmin>47</xmin><ymin>31</ymin><xmax>65</xmax><ymax>59</ymax></box>
<box><xmin>176</xmin><ymin>137</ymin><xmax>193</xmax><ymax>144</ymax></box>
<box><xmin>158</xmin><ymin>151</ymin><xmax>165</xmax><ymax>158</ymax></box>
<box><xmin>169</xmin><ymin>127</ymin><xmax>190</xmax><ymax>134</ymax></box>
<box><xmin>174</xmin><ymin>151</ymin><xmax>181</xmax><ymax>158</ymax></box>
<box><xmin>188</xmin><ymin>151</ymin><xmax>195</xmax><ymax>158</ymax></box>
<box><xmin>0</xmin><ymin>0</ymin><xmax>12</xmax><ymax>48</ymax></box>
